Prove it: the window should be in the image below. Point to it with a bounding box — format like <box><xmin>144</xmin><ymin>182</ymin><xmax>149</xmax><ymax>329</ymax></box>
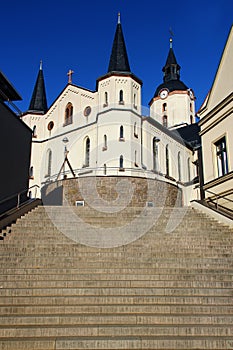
<box><xmin>162</xmin><ymin>103</ymin><xmax>167</xmax><ymax>112</ymax></box>
<box><xmin>29</xmin><ymin>166</ymin><xmax>34</xmax><ymax>179</ymax></box>
<box><xmin>104</xmin><ymin>92</ymin><xmax>108</xmax><ymax>107</ymax></box>
<box><xmin>119</xmin><ymin>125</ymin><xmax>124</xmax><ymax>141</ymax></box>
<box><xmin>64</xmin><ymin>103</ymin><xmax>73</xmax><ymax>126</ymax></box>
<box><xmin>178</xmin><ymin>152</ymin><xmax>181</xmax><ymax>181</ymax></box>
<box><xmin>133</xmin><ymin>93</ymin><xmax>137</xmax><ymax>109</ymax></box>
<box><xmin>187</xmin><ymin>158</ymin><xmax>191</xmax><ymax>182</ymax></box>
<box><xmin>163</xmin><ymin>115</ymin><xmax>168</xmax><ymax>127</ymax></box>
<box><xmin>119</xmin><ymin>90</ymin><xmax>124</xmax><ymax>104</ymax></box>
<box><xmin>215</xmin><ymin>137</ymin><xmax>228</xmax><ymax>177</ymax></box>
<box><xmin>46</xmin><ymin>149</ymin><xmax>52</xmax><ymax>177</ymax></box>
<box><xmin>153</xmin><ymin>137</ymin><xmax>159</xmax><ymax>172</ymax></box>
<box><xmin>134</xmin><ymin>150</ymin><xmax>138</xmax><ymax>167</ymax></box>
<box><xmin>119</xmin><ymin>155</ymin><xmax>124</xmax><ymax>170</ymax></box>
<box><xmin>165</xmin><ymin>145</ymin><xmax>169</xmax><ymax>176</ymax></box>
<box><xmin>134</xmin><ymin>122</ymin><xmax>138</xmax><ymax>138</ymax></box>
<box><xmin>32</xmin><ymin>125</ymin><xmax>37</xmax><ymax>137</ymax></box>
<box><xmin>190</xmin><ymin>103</ymin><xmax>193</xmax><ymax>112</ymax></box>
<box><xmin>190</xmin><ymin>115</ymin><xmax>193</xmax><ymax>124</ymax></box>
<box><xmin>84</xmin><ymin>137</ymin><xmax>90</xmax><ymax>167</ymax></box>
<box><xmin>103</xmin><ymin>134</ymin><xmax>107</xmax><ymax>151</ymax></box>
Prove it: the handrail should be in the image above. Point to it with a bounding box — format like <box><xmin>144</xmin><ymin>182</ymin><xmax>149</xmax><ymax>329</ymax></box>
<box><xmin>0</xmin><ymin>184</ymin><xmax>40</xmax><ymax>209</ymax></box>
<box><xmin>204</xmin><ymin>188</ymin><xmax>233</xmax><ymax>215</ymax></box>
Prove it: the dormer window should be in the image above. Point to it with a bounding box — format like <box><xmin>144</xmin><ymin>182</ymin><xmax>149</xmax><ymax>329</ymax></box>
<box><xmin>64</xmin><ymin>103</ymin><xmax>73</xmax><ymax>126</ymax></box>
<box><xmin>119</xmin><ymin>90</ymin><xmax>124</xmax><ymax>105</ymax></box>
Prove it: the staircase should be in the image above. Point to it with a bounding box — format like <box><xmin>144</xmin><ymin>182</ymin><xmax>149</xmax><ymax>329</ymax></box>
<box><xmin>0</xmin><ymin>205</ymin><xmax>233</xmax><ymax>349</ymax></box>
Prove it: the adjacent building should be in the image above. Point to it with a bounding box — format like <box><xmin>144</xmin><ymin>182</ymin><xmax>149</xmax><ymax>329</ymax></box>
<box><xmin>198</xmin><ymin>25</ymin><xmax>233</xmax><ymax>212</ymax></box>
<box><xmin>0</xmin><ymin>71</ymin><xmax>32</xmax><ymax>214</ymax></box>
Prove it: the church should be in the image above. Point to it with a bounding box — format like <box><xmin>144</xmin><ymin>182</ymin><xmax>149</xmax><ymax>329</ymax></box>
<box><xmin>21</xmin><ymin>14</ymin><xmax>200</xmax><ymax>207</ymax></box>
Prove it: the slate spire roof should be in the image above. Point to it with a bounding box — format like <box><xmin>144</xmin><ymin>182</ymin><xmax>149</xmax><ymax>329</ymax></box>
<box><xmin>153</xmin><ymin>38</ymin><xmax>188</xmax><ymax>98</ymax></box>
<box><xmin>28</xmin><ymin>61</ymin><xmax>48</xmax><ymax>114</ymax></box>
<box><xmin>108</xmin><ymin>13</ymin><xmax>131</xmax><ymax>73</ymax></box>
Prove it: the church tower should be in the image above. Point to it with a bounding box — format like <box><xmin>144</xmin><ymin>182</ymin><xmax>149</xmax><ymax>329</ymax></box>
<box><xmin>96</xmin><ymin>13</ymin><xmax>142</xmax><ymax>113</ymax></box>
<box><xmin>149</xmin><ymin>38</ymin><xmax>195</xmax><ymax>128</ymax></box>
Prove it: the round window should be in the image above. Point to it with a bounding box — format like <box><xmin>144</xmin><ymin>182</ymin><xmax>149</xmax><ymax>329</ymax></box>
<box><xmin>84</xmin><ymin>106</ymin><xmax>91</xmax><ymax>117</ymax></box>
<box><xmin>48</xmin><ymin>121</ymin><xmax>54</xmax><ymax>131</ymax></box>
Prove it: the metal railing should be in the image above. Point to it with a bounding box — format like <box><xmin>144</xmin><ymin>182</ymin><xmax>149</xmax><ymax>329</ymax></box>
<box><xmin>0</xmin><ymin>184</ymin><xmax>40</xmax><ymax>211</ymax></box>
<box><xmin>204</xmin><ymin>189</ymin><xmax>233</xmax><ymax>218</ymax></box>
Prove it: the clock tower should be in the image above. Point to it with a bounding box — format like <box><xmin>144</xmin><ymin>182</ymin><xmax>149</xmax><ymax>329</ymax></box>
<box><xmin>149</xmin><ymin>38</ymin><xmax>195</xmax><ymax>128</ymax></box>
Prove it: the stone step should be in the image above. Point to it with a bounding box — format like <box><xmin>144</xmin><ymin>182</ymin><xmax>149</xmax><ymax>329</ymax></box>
<box><xmin>0</xmin><ymin>279</ymin><xmax>232</xmax><ymax>289</ymax></box>
<box><xmin>0</xmin><ymin>295</ymin><xmax>231</xmax><ymax>306</ymax></box>
<box><xmin>0</xmin><ymin>286</ymin><xmax>232</xmax><ymax>298</ymax></box>
<box><xmin>0</xmin><ymin>314</ymin><xmax>232</xmax><ymax>326</ymax></box>
<box><xmin>1</xmin><ymin>304</ymin><xmax>232</xmax><ymax>316</ymax></box>
<box><xmin>0</xmin><ymin>324</ymin><xmax>232</xmax><ymax>338</ymax></box>
<box><xmin>1</xmin><ymin>337</ymin><xmax>233</xmax><ymax>350</ymax></box>
<box><xmin>1</xmin><ymin>272</ymin><xmax>232</xmax><ymax>282</ymax></box>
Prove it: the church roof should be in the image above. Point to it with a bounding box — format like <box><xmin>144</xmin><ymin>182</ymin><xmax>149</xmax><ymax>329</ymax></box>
<box><xmin>153</xmin><ymin>39</ymin><xmax>188</xmax><ymax>98</ymax></box>
<box><xmin>108</xmin><ymin>13</ymin><xmax>131</xmax><ymax>73</ymax></box>
<box><xmin>28</xmin><ymin>62</ymin><xmax>48</xmax><ymax>114</ymax></box>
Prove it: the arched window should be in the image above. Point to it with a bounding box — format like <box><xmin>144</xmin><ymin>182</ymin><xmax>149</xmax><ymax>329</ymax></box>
<box><xmin>104</xmin><ymin>92</ymin><xmax>108</xmax><ymax>106</ymax></box>
<box><xmin>119</xmin><ymin>155</ymin><xmax>124</xmax><ymax>169</ymax></box>
<box><xmin>64</xmin><ymin>103</ymin><xmax>73</xmax><ymax>126</ymax></box>
<box><xmin>190</xmin><ymin>103</ymin><xmax>193</xmax><ymax>112</ymax></box>
<box><xmin>119</xmin><ymin>90</ymin><xmax>124</xmax><ymax>104</ymax></box>
<box><xmin>190</xmin><ymin>115</ymin><xmax>193</xmax><ymax>124</ymax></box>
<box><xmin>162</xmin><ymin>103</ymin><xmax>167</xmax><ymax>112</ymax></box>
<box><xmin>103</xmin><ymin>134</ymin><xmax>107</xmax><ymax>151</ymax></box>
<box><xmin>46</xmin><ymin>149</ymin><xmax>52</xmax><ymax>177</ymax></box>
<box><xmin>153</xmin><ymin>137</ymin><xmax>158</xmax><ymax>172</ymax></box>
<box><xmin>178</xmin><ymin>152</ymin><xmax>182</xmax><ymax>181</ymax></box>
<box><xmin>134</xmin><ymin>122</ymin><xmax>138</xmax><ymax>138</ymax></box>
<box><xmin>29</xmin><ymin>166</ymin><xmax>34</xmax><ymax>179</ymax></box>
<box><xmin>133</xmin><ymin>93</ymin><xmax>137</xmax><ymax>109</ymax></box>
<box><xmin>84</xmin><ymin>137</ymin><xmax>90</xmax><ymax>167</ymax></box>
<box><xmin>187</xmin><ymin>157</ymin><xmax>191</xmax><ymax>182</ymax></box>
<box><xmin>165</xmin><ymin>145</ymin><xmax>169</xmax><ymax>176</ymax></box>
<box><xmin>119</xmin><ymin>125</ymin><xmax>124</xmax><ymax>140</ymax></box>
<box><xmin>163</xmin><ymin>115</ymin><xmax>168</xmax><ymax>127</ymax></box>
<box><xmin>32</xmin><ymin>125</ymin><xmax>37</xmax><ymax>137</ymax></box>
<box><xmin>134</xmin><ymin>150</ymin><xmax>138</xmax><ymax>167</ymax></box>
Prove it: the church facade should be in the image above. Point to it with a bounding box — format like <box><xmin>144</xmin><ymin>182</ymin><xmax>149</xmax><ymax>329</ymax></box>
<box><xmin>21</xmin><ymin>15</ymin><xmax>199</xmax><ymax>206</ymax></box>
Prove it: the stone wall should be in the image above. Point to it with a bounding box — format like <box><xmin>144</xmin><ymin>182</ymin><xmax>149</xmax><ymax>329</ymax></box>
<box><xmin>43</xmin><ymin>176</ymin><xmax>182</xmax><ymax>207</ymax></box>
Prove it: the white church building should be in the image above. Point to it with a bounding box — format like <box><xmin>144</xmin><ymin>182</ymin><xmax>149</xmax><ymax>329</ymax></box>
<box><xmin>21</xmin><ymin>14</ymin><xmax>200</xmax><ymax>207</ymax></box>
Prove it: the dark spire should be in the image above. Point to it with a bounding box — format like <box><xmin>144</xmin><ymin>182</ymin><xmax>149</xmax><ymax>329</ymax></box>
<box><xmin>152</xmin><ymin>38</ymin><xmax>188</xmax><ymax>99</ymax></box>
<box><xmin>108</xmin><ymin>13</ymin><xmax>131</xmax><ymax>73</ymax></box>
<box><xmin>28</xmin><ymin>61</ymin><xmax>48</xmax><ymax>114</ymax></box>
<box><xmin>162</xmin><ymin>38</ymin><xmax>181</xmax><ymax>82</ymax></box>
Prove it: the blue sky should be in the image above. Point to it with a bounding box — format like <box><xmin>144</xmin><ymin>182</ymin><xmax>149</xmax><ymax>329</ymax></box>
<box><xmin>1</xmin><ymin>0</ymin><xmax>232</xmax><ymax>113</ymax></box>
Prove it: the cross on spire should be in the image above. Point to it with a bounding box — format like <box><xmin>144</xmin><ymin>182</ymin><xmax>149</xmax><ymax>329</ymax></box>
<box><xmin>67</xmin><ymin>69</ymin><xmax>74</xmax><ymax>83</ymax></box>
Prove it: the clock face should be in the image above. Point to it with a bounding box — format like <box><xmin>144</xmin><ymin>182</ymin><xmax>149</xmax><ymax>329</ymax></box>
<box><xmin>159</xmin><ymin>89</ymin><xmax>169</xmax><ymax>99</ymax></box>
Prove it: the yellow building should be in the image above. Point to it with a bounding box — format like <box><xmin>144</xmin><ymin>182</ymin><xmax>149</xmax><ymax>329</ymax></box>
<box><xmin>198</xmin><ymin>25</ymin><xmax>233</xmax><ymax>215</ymax></box>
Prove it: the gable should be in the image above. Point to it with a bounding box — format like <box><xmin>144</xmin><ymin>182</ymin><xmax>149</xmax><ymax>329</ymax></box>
<box><xmin>204</xmin><ymin>26</ymin><xmax>233</xmax><ymax>111</ymax></box>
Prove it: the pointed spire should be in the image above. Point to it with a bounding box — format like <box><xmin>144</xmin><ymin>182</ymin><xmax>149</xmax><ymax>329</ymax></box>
<box><xmin>108</xmin><ymin>13</ymin><xmax>131</xmax><ymax>73</ymax></box>
<box><xmin>28</xmin><ymin>61</ymin><xmax>48</xmax><ymax>114</ymax></box>
<box><xmin>162</xmin><ymin>39</ymin><xmax>180</xmax><ymax>82</ymax></box>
